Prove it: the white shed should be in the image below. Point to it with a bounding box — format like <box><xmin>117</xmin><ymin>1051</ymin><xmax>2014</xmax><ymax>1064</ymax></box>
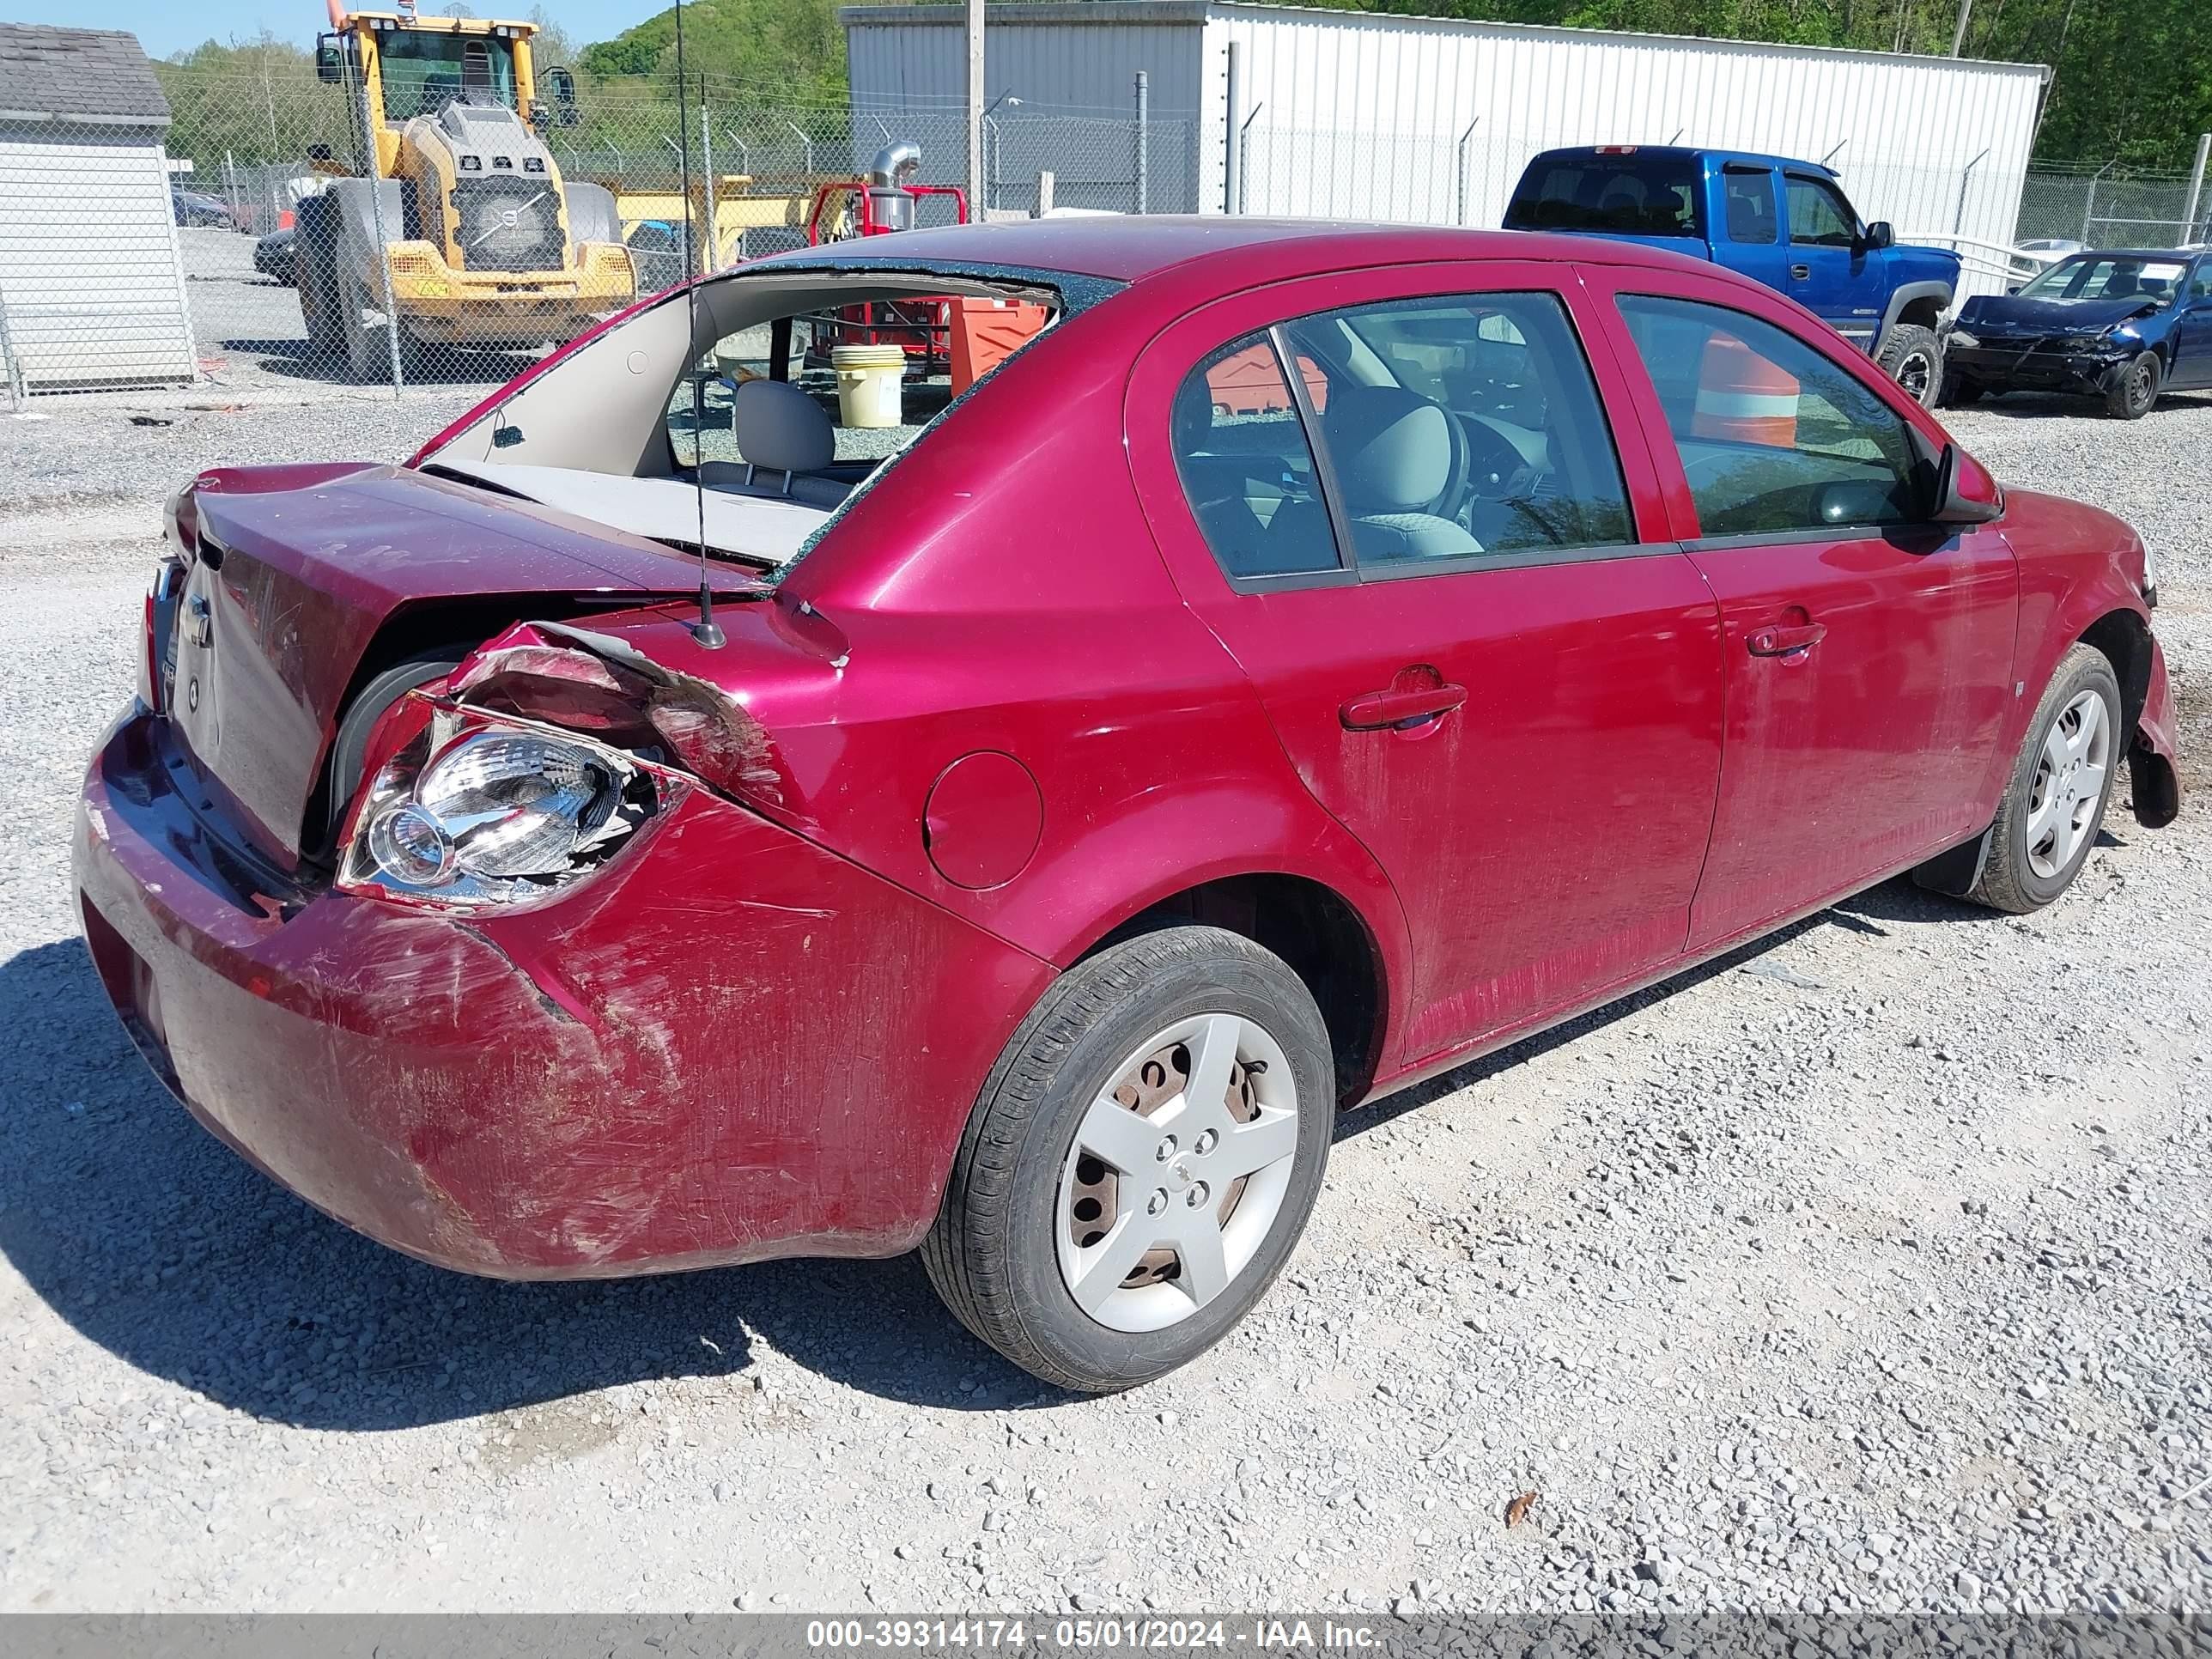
<box><xmin>0</xmin><ymin>24</ymin><xmax>196</xmax><ymax>395</ymax></box>
<box><xmin>842</xmin><ymin>2</ymin><xmax>2047</xmax><ymax>292</ymax></box>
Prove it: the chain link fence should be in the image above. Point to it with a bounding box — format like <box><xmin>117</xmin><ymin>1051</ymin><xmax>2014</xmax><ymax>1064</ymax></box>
<box><xmin>2</xmin><ymin>64</ymin><xmax>2203</xmax><ymax>403</ymax></box>
<box><xmin>2015</xmin><ymin>163</ymin><xmax>2212</xmax><ymax>250</ymax></box>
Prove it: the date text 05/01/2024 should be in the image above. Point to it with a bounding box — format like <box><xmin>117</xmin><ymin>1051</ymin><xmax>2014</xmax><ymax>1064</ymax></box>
<box><xmin>803</xmin><ymin>1619</ymin><xmax>1382</xmax><ymax>1650</ymax></box>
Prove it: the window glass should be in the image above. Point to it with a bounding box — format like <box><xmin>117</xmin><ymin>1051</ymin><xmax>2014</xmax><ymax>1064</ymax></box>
<box><xmin>2193</xmin><ymin>262</ymin><xmax>2212</xmax><ymax>301</ymax></box>
<box><xmin>1170</xmin><ymin>334</ymin><xmax>1343</xmax><ymax>580</ymax></box>
<box><xmin>378</xmin><ymin>33</ymin><xmax>517</xmax><ymax>118</ymax></box>
<box><xmin>1785</xmin><ymin>176</ymin><xmax>1858</xmax><ymax>247</ymax></box>
<box><xmin>1504</xmin><ymin>155</ymin><xmax>1700</xmax><ymax>238</ymax></box>
<box><xmin>1273</xmin><ymin>293</ymin><xmax>1635</xmax><ymax>567</ymax></box>
<box><xmin>1723</xmin><ymin>169</ymin><xmax>1778</xmax><ymax>245</ymax></box>
<box><xmin>2019</xmin><ymin>255</ymin><xmax>2189</xmax><ymax>302</ymax></box>
<box><xmin>1618</xmin><ymin>295</ymin><xmax>1926</xmax><ymax>538</ymax></box>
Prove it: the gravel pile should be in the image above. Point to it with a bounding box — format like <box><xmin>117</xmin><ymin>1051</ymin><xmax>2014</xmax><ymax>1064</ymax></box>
<box><xmin>0</xmin><ymin>386</ymin><xmax>2206</xmax><ymax>1613</ymax></box>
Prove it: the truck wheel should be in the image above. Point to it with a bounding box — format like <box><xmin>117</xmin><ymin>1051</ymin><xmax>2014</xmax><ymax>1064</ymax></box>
<box><xmin>1875</xmin><ymin>324</ymin><xmax>1942</xmax><ymax>408</ymax></box>
<box><xmin>923</xmin><ymin>926</ymin><xmax>1333</xmax><ymax>1393</ymax></box>
<box><xmin>2106</xmin><ymin>352</ymin><xmax>2161</xmax><ymax>420</ymax></box>
<box><xmin>341</xmin><ymin>265</ymin><xmax>395</xmax><ymax>384</ymax></box>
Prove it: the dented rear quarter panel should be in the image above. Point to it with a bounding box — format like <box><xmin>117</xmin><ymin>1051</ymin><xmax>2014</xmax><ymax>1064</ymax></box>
<box><xmin>77</xmin><ymin>714</ymin><xmax>1052</xmax><ymax>1276</ymax></box>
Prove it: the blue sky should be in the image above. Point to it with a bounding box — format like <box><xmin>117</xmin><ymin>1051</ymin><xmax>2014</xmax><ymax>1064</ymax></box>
<box><xmin>5</xmin><ymin>1</ymin><xmax>665</xmax><ymax>58</ymax></box>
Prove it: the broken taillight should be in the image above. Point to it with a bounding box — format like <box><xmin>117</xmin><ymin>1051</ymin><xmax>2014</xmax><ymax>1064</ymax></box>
<box><xmin>336</xmin><ymin>694</ymin><xmax>682</xmax><ymax>910</ymax></box>
<box><xmin>140</xmin><ymin>555</ymin><xmax>185</xmax><ymax>715</ymax></box>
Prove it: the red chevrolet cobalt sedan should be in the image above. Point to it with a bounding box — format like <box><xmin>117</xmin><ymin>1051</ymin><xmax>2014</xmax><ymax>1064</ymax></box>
<box><xmin>76</xmin><ymin>221</ymin><xmax>2179</xmax><ymax>1391</ymax></box>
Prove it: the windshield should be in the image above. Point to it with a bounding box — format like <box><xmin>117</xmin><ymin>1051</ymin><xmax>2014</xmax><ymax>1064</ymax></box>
<box><xmin>2019</xmin><ymin>255</ymin><xmax>2187</xmax><ymax>303</ymax></box>
<box><xmin>378</xmin><ymin>32</ymin><xmax>518</xmax><ymax>121</ymax></box>
<box><xmin>1506</xmin><ymin>154</ymin><xmax>1702</xmax><ymax>238</ymax></box>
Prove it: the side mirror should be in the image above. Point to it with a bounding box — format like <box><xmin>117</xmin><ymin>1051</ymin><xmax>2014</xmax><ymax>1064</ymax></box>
<box><xmin>1863</xmin><ymin>221</ymin><xmax>1894</xmax><ymax>251</ymax></box>
<box><xmin>315</xmin><ymin>33</ymin><xmax>348</xmax><ymax>84</ymax></box>
<box><xmin>544</xmin><ymin>65</ymin><xmax>581</xmax><ymax>127</ymax></box>
<box><xmin>1909</xmin><ymin>429</ymin><xmax>2002</xmax><ymax>525</ymax></box>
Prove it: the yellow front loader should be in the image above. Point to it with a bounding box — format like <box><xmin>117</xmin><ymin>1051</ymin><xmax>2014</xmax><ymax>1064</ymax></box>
<box><xmin>301</xmin><ymin>5</ymin><xmax>635</xmax><ymax>377</ymax></box>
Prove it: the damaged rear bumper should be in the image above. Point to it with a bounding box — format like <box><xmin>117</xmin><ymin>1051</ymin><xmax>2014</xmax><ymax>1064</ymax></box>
<box><xmin>75</xmin><ymin>708</ymin><xmax>1054</xmax><ymax>1279</ymax></box>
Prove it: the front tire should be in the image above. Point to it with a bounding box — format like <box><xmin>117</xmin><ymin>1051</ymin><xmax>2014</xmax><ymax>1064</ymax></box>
<box><xmin>1938</xmin><ymin>368</ymin><xmax>1985</xmax><ymax>408</ymax></box>
<box><xmin>1876</xmin><ymin>323</ymin><xmax>1943</xmax><ymax>409</ymax></box>
<box><xmin>2106</xmin><ymin>350</ymin><xmax>2162</xmax><ymax>420</ymax></box>
<box><xmin>1963</xmin><ymin>643</ymin><xmax>2122</xmax><ymax>914</ymax></box>
<box><xmin>923</xmin><ymin>927</ymin><xmax>1333</xmax><ymax>1393</ymax></box>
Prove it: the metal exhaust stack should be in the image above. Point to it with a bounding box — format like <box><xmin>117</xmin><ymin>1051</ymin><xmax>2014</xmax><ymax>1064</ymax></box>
<box><xmin>868</xmin><ymin>142</ymin><xmax>922</xmax><ymax>231</ymax></box>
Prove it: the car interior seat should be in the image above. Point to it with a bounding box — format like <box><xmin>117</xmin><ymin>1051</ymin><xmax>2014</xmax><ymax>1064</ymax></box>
<box><xmin>1321</xmin><ymin>386</ymin><xmax>1482</xmax><ymax>562</ymax></box>
<box><xmin>698</xmin><ymin>379</ymin><xmax>852</xmax><ymax>508</ymax></box>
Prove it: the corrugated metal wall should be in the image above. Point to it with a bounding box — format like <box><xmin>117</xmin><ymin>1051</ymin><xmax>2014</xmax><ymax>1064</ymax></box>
<box><xmin>0</xmin><ymin>129</ymin><xmax>196</xmax><ymax>392</ymax></box>
<box><xmin>843</xmin><ymin>3</ymin><xmax>1206</xmax><ymax>211</ymax></box>
<box><xmin>1202</xmin><ymin>3</ymin><xmax>2045</xmax><ymax>295</ymax></box>
<box><xmin>842</xmin><ymin>3</ymin><xmax>2046</xmax><ymax>295</ymax></box>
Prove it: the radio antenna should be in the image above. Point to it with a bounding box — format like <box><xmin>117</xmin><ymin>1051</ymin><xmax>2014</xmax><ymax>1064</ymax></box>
<box><xmin>674</xmin><ymin>0</ymin><xmax>724</xmax><ymax>647</ymax></box>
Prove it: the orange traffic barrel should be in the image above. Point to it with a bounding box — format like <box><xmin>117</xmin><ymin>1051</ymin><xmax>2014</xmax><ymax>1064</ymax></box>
<box><xmin>1691</xmin><ymin>331</ymin><xmax>1798</xmax><ymax>447</ymax></box>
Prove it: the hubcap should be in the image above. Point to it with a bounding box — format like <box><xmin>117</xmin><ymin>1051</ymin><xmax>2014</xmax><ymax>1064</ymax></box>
<box><xmin>2025</xmin><ymin>689</ymin><xmax>2111</xmax><ymax>880</ymax></box>
<box><xmin>1897</xmin><ymin>350</ymin><xmax>1934</xmax><ymax>402</ymax></box>
<box><xmin>1055</xmin><ymin>1012</ymin><xmax>1300</xmax><ymax>1333</ymax></box>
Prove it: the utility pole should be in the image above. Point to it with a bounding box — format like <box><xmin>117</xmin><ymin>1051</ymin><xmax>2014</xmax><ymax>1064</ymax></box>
<box><xmin>1950</xmin><ymin>0</ymin><xmax>1975</xmax><ymax>55</ymax></box>
<box><xmin>2185</xmin><ymin>132</ymin><xmax>2211</xmax><ymax>243</ymax></box>
<box><xmin>966</xmin><ymin>0</ymin><xmax>984</xmax><ymax>216</ymax></box>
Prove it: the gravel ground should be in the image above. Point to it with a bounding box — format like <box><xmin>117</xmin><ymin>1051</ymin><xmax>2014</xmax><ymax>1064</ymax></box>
<box><xmin>0</xmin><ymin>384</ymin><xmax>2208</xmax><ymax>1615</ymax></box>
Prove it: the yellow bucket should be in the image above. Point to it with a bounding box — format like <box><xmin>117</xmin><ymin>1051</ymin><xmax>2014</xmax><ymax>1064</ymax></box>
<box><xmin>831</xmin><ymin>343</ymin><xmax>907</xmax><ymax>428</ymax></box>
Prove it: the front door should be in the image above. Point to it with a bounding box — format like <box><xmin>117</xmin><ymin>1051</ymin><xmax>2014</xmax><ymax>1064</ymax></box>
<box><xmin>1784</xmin><ymin>172</ymin><xmax>1883</xmax><ymax>351</ymax></box>
<box><xmin>2172</xmin><ymin>259</ymin><xmax>2212</xmax><ymax>389</ymax></box>
<box><xmin>1127</xmin><ymin>262</ymin><xmax>1725</xmax><ymax>1072</ymax></box>
<box><xmin>1597</xmin><ymin>278</ymin><xmax>2019</xmax><ymax>949</ymax></box>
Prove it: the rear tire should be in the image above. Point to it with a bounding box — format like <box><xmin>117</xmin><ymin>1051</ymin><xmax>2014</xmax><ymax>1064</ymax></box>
<box><xmin>2106</xmin><ymin>350</ymin><xmax>2161</xmax><ymax>420</ymax></box>
<box><xmin>923</xmin><ymin>927</ymin><xmax>1333</xmax><ymax>1393</ymax></box>
<box><xmin>1875</xmin><ymin>323</ymin><xmax>1943</xmax><ymax>408</ymax></box>
<box><xmin>295</xmin><ymin>195</ymin><xmax>344</xmax><ymax>359</ymax></box>
<box><xmin>1962</xmin><ymin>643</ymin><xmax>2122</xmax><ymax>914</ymax></box>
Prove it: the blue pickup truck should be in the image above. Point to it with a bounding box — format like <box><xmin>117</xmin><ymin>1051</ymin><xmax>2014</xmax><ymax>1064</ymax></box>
<box><xmin>1503</xmin><ymin>145</ymin><xmax>1960</xmax><ymax>406</ymax></box>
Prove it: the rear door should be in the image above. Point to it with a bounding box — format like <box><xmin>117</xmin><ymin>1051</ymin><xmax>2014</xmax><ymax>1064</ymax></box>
<box><xmin>1784</xmin><ymin>172</ymin><xmax>1883</xmax><ymax>351</ymax></box>
<box><xmin>1128</xmin><ymin>261</ymin><xmax>1724</xmax><ymax>1073</ymax></box>
<box><xmin>1716</xmin><ymin>163</ymin><xmax>1790</xmax><ymax>295</ymax></box>
<box><xmin>1589</xmin><ymin>270</ymin><xmax>2018</xmax><ymax>949</ymax></box>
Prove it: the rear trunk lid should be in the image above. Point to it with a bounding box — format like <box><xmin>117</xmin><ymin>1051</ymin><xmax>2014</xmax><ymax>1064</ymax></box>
<box><xmin>169</xmin><ymin>462</ymin><xmax>757</xmax><ymax>867</ymax></box>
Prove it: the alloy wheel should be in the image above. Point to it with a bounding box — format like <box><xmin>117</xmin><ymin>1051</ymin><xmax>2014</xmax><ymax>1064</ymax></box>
<box><xmin>2025</xmin><ymin>688</ymin><xmax>2111</xmax><ymax>880</ymax></box>
<box><xmin>1895</xmin><ymin>349</ymin><xmax>1936</xmax><ymax>404</ymax></box>
<box><xmin>1054</xmin><ymin>1012</ymin><xmax>1300</xmax><ymax>1334</ymax></box>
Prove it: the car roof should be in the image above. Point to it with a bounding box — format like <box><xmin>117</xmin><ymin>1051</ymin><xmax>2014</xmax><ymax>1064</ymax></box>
<box><xmin>2053</xmin><ymin>247</ymin><xmax>2199</xmax><ymax>261</ymax></box>
<box><xmin>747</xmin><ymin>214</ymin><xmax>1720</xmax><ymax>289</ymax></box>
<box><xmin>1523</xmin><ymin>143</ymin><xmax>1835</xmax><ymax>178</ymax></box>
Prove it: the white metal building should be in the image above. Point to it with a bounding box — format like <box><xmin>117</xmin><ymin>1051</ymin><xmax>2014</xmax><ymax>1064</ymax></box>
<box><xmin>0</xmin><ymin>24</ymin><xmax>196</xmax><ymax>394</ymax></box>
<box><xmin>842</xmin><ymin>2</ymin><xmax>2048</xmax><ymax>293</ymax></box>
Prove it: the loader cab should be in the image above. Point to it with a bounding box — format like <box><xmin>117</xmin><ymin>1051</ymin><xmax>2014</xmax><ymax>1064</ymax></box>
<box><xmin>315</xmin><ymin>15</ymin><xmax>535</xmax><ymax>128</ymax></box>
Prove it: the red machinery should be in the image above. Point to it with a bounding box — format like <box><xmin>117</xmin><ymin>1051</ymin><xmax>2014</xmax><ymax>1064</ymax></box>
<box><xmin>801</xmin><ymin>142</ymin><xmax>971</xmax><ymax>374</ymax></box>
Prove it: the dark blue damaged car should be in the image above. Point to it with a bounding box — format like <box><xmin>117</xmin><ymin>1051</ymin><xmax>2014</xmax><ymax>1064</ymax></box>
<box><xmin>1941</xmin><ymin>248</ymin><xmax>2212</xmax><ymax>419</ymax></box>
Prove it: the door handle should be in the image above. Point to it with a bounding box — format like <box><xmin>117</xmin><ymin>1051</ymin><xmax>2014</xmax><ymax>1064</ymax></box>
<box><xmin>1747</xmin><ymin>622</ymin><xmax>1827</xmax><ymax>658</ymax></box>
<box><xmin>1790</xmin><ymin>264</ymin><xmax>1811</xmax><ymax>280</ymax></box>
<box><xmin>1340</xmin><ymin>683</ymin><xmax>1468</xmax><ymax>731</ymax></box>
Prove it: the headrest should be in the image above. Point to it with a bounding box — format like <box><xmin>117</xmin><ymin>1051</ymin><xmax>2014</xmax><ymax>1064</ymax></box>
<box><xmin>1323</xmin><ymin>386</ymin><xmax>1453</xmax><ymax>514</ymax></box>
<box><xmin>735</xmin><ymin>378</ymin><xmax>836</xmax><ymax>476</ymax></box>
